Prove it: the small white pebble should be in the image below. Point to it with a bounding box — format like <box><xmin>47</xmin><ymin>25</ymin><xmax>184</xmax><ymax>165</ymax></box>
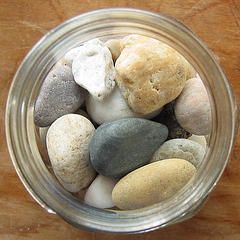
<box><xmin>188</xmin><ymin>134</ymin><xmax>207</xmax><ymax>149</ymax></box>
<box><xmin>84</xmin><ymin>175</ymin><xmax>117</xmax><ymax>209</ymax></box>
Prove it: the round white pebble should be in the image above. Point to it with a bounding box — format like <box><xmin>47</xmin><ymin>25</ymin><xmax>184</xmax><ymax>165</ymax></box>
<box><xmin>86</xmin><ymin>86</ymin><xmax>162</xmax><ymax>124</ymax></box>
<box><xmin>84</xmin><ymin>175</ymin><xmax>117</xmax><ymax>209</ymax></box>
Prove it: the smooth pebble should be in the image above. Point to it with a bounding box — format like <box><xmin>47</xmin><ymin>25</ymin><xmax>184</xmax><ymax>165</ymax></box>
<box><xmin>112</xmin><ymin>159</ymin><xmax>196</xmax><ymax>210</ymax></box>
<box><xmin>84</xmin><ymin>175</ymin><xmax>117</xmax><ymax>208</ymax></box>
<box><xmin>105</xmin><ymin>39</ymin><xmax>121</xmax><ymax>62</ymax></box>
<box><xmin>72</xmin><ymin>39</ymin><xmax>116</xmax><ymax>101</ymax></box>
<box><xmin>151</xmin><ymin>138</ymin><xmax>205</xmax><ymax>167</ymax></box>
<box><xmin>175</xmin><ymin>78</ymin><xmax>211</xmax><ymax>135</ymax></box>
<box><xmin>86</xmin><ymin>86</ymin><xmax>161</xmax><ymax>124</ymax></box>
<box><xmin>47</xmin><ymin>114</ymin><xmax>96</xmax><ymax>192</ymax></box>
<box><xmin>90</xmin><ymin>118</ymin><xmax>168</xmax><ymax>179</ymax></box>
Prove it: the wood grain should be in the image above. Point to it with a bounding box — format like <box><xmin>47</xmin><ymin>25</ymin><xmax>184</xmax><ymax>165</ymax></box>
<box><xmin>0</xmin><ymin>0</ymin><xmax>239</xmax><ymax>239</ymax></box>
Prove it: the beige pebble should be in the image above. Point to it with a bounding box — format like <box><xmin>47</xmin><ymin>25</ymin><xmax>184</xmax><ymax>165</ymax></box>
<box><xmin>120</xmin><ymin>34</ymin><xmax>150</xmax><ymax>50</ymax></box>
<box><xmin>105</xmin><ymin>39</ymin><xmax>121</xmax><ymax>62</ymax></box>
<box><xmin>112</xmin><ymin>159</ymin><xmax>196</xmax><ymax>210</ymax></box>
<box><xmin>115</xmin><ymin>34</ymin><xmax>188</xmax><ymax>114</ymax></box>
<box><xmin>175</xmin><ymin>78</ymin><xmax>211</xmax><ymax>135</ymax></box>
<box><xmin>47</xmin><ymin>114</ymin><xmax>96</xmax><ymax>192</ymax></box>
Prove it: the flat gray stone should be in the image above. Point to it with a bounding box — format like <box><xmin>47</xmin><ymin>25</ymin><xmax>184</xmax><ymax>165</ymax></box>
<box><xmin>34</xmin><ymin>59</ymin><xmax>87</xmax><ymax>127</ymax></box>
<box><xmin>90</xmin><ymin>118</ymin><xmax>168</xmax><ymax>179</ymax></box>
<box><xmin>151</xmin><ymin>138</ymin><xmax>205</xmax><ymax>167</ymax></box>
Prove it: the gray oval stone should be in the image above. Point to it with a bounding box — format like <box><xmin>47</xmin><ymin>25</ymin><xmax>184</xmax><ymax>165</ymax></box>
<box><xmin>151</xmin><ymin>138</ymin><xmax>205</xmax><ymax>167</ymax></box>
<box><xmin>34</xmin><ymin>59</ymin><xmax>87</xmax><ymax>127</ymax></box>
<box><xmin>90</xmin><ymin>118</ymin><xmax>168</xmax><ymax>179</ymax></box>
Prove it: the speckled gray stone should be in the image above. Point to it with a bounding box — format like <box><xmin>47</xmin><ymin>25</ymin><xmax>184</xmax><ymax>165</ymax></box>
<box><xmin>151</xmin><ymin>138</ymin><xmax>205</xmax><ymax>167</ymax></box>
<box><xmin>90</xmin><ymin>118</ymin><xmax>168</xmax><ymax>179</ymax></box>
<box><xmin>34</xmin><ymin>59</ymin><xmax>87</xmax><ymax>127</ymax></box>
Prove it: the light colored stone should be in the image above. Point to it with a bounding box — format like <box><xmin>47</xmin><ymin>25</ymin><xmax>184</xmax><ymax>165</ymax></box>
<box><xmin>183</xmin><ymin>59</ymin><xmax>196</xmax><ymax>80</ymax></box>
<box><xmin>175</xmin><ymin>78</ymin><xmax>211</xmax><ymax>135</ymax></box>
<box><xmin>188</xmin><ymin>134</ymin><xmax>207</xmax><ymax>149</ymax></box>
<box><xmin>115</xmin><ymin>34</ymin><xmax>188</xmax><ymax>114</ymax></box>
<box><xmin>105</xmin><ymin>39</ymin><xmax>121</xmax><ymax>62</ymax></box>
<box><xmin>63</xmin><ymin>47</ymin><xmax>82</xmax><ymax>65</ymax></box>
<box><xmin>151</xmin><ymin>138</ymin><xmax>205</xmax><ymax>167</ymax></box>
<box><xmin>86</xmin><ymin>86</ymin><xmax>162</xmax><ymax>124</ymax></box>
<box><xmin>46</xmin><ymin>114</ymin><xmax>96</xmax><ymax>192</ymax></box>
<box><xmin>84</xmin><ymin>175</ymin><xmax>117</xmax><ymax>208</ymax></box>
<box><xmin>112</xmin><ymin>159</ymin><xmax>196</xmax><ymax>210</ymax></box>
<box><xmin>72</xmin><ymin>38</ymin><xmax>116</xmax><ymax>101</ymax></box>
<box><xmin>120</xmin><ymin>34</ymin><xmax>150</xmax><ymax>50</ymax></box>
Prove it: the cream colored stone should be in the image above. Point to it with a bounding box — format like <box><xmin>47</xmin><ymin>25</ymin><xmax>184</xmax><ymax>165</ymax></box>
<box><xmin>105</xmin><ymin>39</ymin><xmax>121</xmax><ymax>62</ymax></box>
<box><xmin>183</xmin><ymin>59</ymin><xmax>197</xmax><ymax>80</ymax></box>
<box><xmin>120</xmin><ymin>34</ymin><xmax>151</xmax><ymax>50</ymax></box>
<box><xmin>112</xmin><ymin>159</ymin><xmax>196</xmax><ymax>210</ymax></box>
<box><xmin>47</xmin><ymin>114</ymin><xmax>96</xmax><ymax>192</ymax></box>
<box><xmin>115</xmin><ymin>35</ymin><xmax>188</xmax><ymax>114</ymax></box>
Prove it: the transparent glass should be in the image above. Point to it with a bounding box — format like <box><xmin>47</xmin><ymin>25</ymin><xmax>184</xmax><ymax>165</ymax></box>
<box><xmin>5</xmin><ymin>8</ymin><xmax>239</xmax><ymax>233</ymax></box>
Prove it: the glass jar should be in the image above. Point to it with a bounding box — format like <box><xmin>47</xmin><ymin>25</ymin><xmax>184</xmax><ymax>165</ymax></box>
<box><xmin>5</xmin><ymin>8</ymin><xmax>239</xmax><ymax>233</ymax></box>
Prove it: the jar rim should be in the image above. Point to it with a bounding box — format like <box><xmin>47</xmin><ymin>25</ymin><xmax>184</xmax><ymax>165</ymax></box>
<box><xmin>5</xmin><ymin>8</ymin><xmax>238</xmax><ymax>233</ymax></box>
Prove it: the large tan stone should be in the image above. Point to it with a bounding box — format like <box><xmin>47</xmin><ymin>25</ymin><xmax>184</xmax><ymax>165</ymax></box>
<box><xmin>115</xmin><ymin>35</ymin><xmax>188</xmax><ymax>114</ymax></box>
<box><xmin>112</xmin><ymin>158</ymin><xmax>196</xmax><ymax>210</ymax></box>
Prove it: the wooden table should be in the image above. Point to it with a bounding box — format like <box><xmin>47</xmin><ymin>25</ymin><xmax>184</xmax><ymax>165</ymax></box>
<box><xmin>0</xmin><ymin>0</ymin><xmax>239</xmax><ymax>239</ymax></box>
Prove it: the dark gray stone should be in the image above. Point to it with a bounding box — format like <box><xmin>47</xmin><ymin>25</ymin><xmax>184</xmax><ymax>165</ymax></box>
<box><xmin>89</xmin><ymin>118</ymin><xmax>168</xmax><ymax>179</ymax></box>
<box><xmin>34</xmin><ymin>59</ymin><xmax>87</xmax><ymax>127</ymax></box>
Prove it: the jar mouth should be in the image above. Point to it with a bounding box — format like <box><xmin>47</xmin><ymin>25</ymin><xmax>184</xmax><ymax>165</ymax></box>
<box><xmin>5</xmin><ymin>8</ymin><xmax>237</xmax><ymax>233</ymax></box>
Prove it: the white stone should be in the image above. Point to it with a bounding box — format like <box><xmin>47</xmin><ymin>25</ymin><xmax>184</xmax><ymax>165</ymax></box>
<box><xmin>72</xmin><ymin>39</ymin><xmax>116</xmax><ymax>101</ymax></box>
<box><xmin>63</xmin><ymin>47</ymin><xmax>82</xmax><ymax>65</ymax></box>
<box><xmin>84</xmin><ymin>175</ymin><xmax>117</xmax><ymax>209</ymax></box>
<box><xmin>46</xmin><ymin>114</ymin><xmax>96</xmax><ymax>192</ymax></box>
<box><xmin>86</xmin><ymin>86</ymin><xmax>162</xmax><ymax>124</ymax></box>
<box><xmin>188</xmin><ymin>134</ymin><xmax>207</xmax><ymax>149</ymax></box>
